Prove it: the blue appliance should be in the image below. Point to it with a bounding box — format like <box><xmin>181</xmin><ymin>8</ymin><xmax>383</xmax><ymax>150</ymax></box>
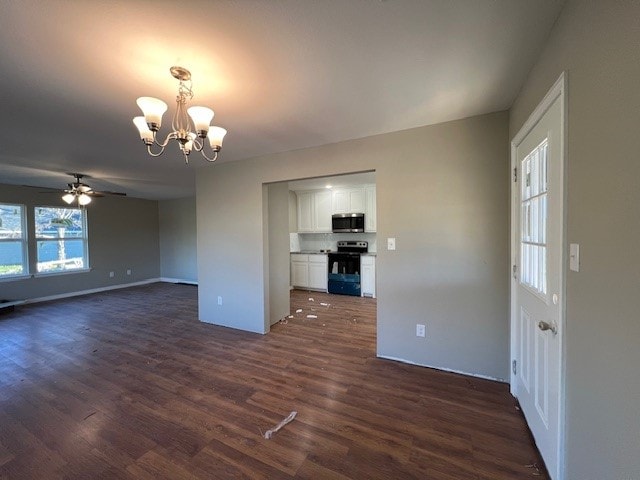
<box><xmin>327</xmin><ymin>241</ymin><xmax>368</xmax><ymax>296</ymax></box>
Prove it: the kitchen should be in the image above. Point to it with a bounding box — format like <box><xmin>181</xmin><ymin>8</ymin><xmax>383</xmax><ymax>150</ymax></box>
<box><xmin>288</xmin><ymin>172</ymin><xmax>376</xmax><ymax>298</ymax></box>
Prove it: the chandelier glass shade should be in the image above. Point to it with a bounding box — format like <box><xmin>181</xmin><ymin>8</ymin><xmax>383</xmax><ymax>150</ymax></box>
<box><xmin>133</xmin><ymin>66</ymin><xmax>227</xmax><ymax>163</ymax></box>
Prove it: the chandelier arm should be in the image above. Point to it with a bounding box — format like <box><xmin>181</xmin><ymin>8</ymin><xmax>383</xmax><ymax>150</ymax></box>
<box><xmin>146</xmin><ymin>144</ymin><xmax>166</xmax><ymax>157</ymax></box>
<box><xmin>192</xmin><ymin>138</ymin><xmax>204</xmax><ymax>152</ymax></box>
<box><xmin>200</xmin><ymin>149</ymin><xmax>219</xmax><ymax>162</ymax></box>
<box><xmin>153</xmin><ymin>131</ymin><xmax>177</xmax><ymax>148</ymax></box>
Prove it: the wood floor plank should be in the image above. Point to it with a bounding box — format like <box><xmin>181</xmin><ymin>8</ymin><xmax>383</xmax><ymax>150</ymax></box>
<box><xmin>0</xmin><ymin>283</ymin><xmax>548</xmax><ymax>479</ymax></box>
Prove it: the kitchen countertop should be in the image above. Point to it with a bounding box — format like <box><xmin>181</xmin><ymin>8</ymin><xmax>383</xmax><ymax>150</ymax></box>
<box><xmin>291</xmin><ymin>250</ymin><xmax>331</xmax><ymax>254</ymax></box>
<box><xmin>291</xmin><ymin>251</ymin><xmax>377</xmax><ymax>256</ymax></box>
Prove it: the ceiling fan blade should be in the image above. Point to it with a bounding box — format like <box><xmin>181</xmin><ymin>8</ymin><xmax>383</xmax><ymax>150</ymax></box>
<box><xmin>92</xmin><ymin>190</ymin><xmax>127</xmax><ymax>196</ymax></box>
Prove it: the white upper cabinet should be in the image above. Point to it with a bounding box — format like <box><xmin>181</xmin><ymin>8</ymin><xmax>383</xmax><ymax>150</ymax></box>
<box><xmin>296</xmin><ymin>192</ymin><xmax>314</xmax><ymax>232</ymax></box>
<box><xmin>296</xmin><ymin>190</ymin><xmax>331</xmax><ymax>233</ymax></box>
<box><xmin>296</xmin><ymin>184</ymin><xmax>375</xmax><ymax>233</ymax></box>
<box><xmin>314</xmin><ymin>191</ymin><xmax>332</xmax><ymax>232</ymax></box>
<box><xmin>333</xmin><ymin>188</ymin><xmax>365</xmax><ymax>214</ymax></box>
<box><xmin>365</xmin><ymin>185</ymin><xmax>376</xmax><ymax>232</ymax></box>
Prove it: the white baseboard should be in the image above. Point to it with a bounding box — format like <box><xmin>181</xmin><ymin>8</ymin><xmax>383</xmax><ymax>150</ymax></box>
<box><xmin>159</xmin><ymin>277</ymin><xmax>198</xmax><ymax>285</ymax></box>
<box><xmin>25</xmin><ymin>278</ymin><xmax>162</xmax><ymax>305</ymax></box>
<box><xmin>377</xmin><ymin>354</ymin><xmax>507</xmax><ymax>383</ymax></box>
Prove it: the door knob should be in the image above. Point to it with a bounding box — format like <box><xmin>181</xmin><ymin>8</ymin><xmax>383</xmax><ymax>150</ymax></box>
<box><xmin>538</xmin><ymin>321</ymin><xmax>557</xmax><ymax>335</ymax></box>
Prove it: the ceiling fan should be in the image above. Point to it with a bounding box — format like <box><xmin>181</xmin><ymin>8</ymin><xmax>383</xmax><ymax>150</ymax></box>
<box><xmin>60</xmin><ymin>173</ymin><xmax>126</xmax><ymax>206</ymax></box>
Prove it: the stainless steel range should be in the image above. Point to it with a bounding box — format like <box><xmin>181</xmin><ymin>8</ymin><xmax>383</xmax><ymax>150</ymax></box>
<box><xmin>327</xmin><ymin>241</ymin><xmax>368</xmax><ymax>296</ymax></box>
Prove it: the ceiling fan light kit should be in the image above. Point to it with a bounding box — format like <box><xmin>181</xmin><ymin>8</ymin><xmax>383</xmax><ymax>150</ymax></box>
<box><xmin>60</xmin><ymin>173</ymin><xmax>126</xmax><ymax>206</ymax></box>
<box><xmin>133</xmin><ymin>66</ymin><xmax>227</xmax><ymax>164</ymax></box>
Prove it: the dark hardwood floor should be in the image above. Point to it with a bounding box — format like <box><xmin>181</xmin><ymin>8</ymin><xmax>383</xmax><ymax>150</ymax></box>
<box><xmin>0</xmin><ymin>283</ymin><xmax>546</xmax><ymax>479</ymax></box>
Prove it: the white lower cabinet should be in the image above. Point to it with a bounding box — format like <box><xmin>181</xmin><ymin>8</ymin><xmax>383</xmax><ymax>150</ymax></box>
<box><xmin>291</xmin><ymin>254</ymin><xmax>327</xmax><ymax>291</ymax></box>
<box><xmin>291</xmin><ymin>254</ymin><xmax>309</xmax><ymax>287</ymax></box>
<box><xmin>361</xmin><ymin>255</ymin><xmax>376</xmax><ymax>298</ymax></box>
<box><xmin>308</xmin><ymin>255</ymin><xmax>328</xmax><ymax>290</ymax></box>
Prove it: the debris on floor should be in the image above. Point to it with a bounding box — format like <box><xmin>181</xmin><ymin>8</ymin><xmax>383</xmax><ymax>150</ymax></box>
<box><xmin>287</xmin><ymin>315</ymin><xmax>294</xmax><ymax>319</ymax></box>
<box><xmin>320</xmin><ymin>302</ymin><xmax>330</xmax><ymax>306</ymax></box>
<box><xmin>83</xmin><ymin>411</ymin><xmax>97</xmax><ymax>421</ymax></box>
<box><xmin>525</xmin><ymin>463</ymin><xmax>542</xmax><ymax>476</ymax></box>
<box><xmin>264</xmin><ymin>411</ymin><xmax>297</xmax><ymax>439</ymax></box>
<box><xmin>306</xmin><ymin>315</ymin><xmax>318</xmax><ymax>319</ymax></box>
<box><xmin>295</xmin><ymin>309</ymin><xmax>302</xmax><ymax>313</ymax></box>
<box><xmin>308</xmin><ymin>297</ymin><xmax>314</xmax><ymax>302</ymax></box>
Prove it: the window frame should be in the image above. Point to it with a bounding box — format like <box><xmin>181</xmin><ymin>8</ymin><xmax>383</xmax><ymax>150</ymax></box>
<box><xmin>33</xmin><ymin>205</ymin><xmax>90</xmax><ymax>276</ymax></box>
<box><xmin>0</xmin><ymin>203</ymin><xmax>29</xmax><ymax>281</ymax></box>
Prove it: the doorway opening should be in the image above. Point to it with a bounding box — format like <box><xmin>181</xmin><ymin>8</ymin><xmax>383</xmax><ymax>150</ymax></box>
<box><xmin>264</xmin><ymin>171</ymin><xmax>377</xmax><ymax>351</ymax></box>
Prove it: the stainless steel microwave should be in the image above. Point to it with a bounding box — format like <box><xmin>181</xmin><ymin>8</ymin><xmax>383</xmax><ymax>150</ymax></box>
<box><xmin>332</xmin><ymin>213</ymin><xmax>365</xmax><ymax>233</ymax></box>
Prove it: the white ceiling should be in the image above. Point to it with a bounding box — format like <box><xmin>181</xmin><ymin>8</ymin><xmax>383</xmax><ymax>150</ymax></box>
<box><xmin>0</xmin><ymin>0</ymin><xmax>564</xmax><ymax>199</ymax></box>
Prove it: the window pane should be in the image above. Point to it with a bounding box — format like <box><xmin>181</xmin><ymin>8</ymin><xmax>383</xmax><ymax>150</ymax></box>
<box><xmin>0</xmin><ymin>204</ymin><xmax>24</xmax><ymax>238</ymax></box>
<box><xmin>0</xmin><ymin>241</ymin><xmax>24</xmax><ymax>276</ymax></box>
<box><xmin>35</xmin><ymin>206</ymin><xmax>87</xmax><ymax>273</ymax></box>
<box><xmin>35</xmin><ymin>207</ymin><xmax>84</xmax><ymax>239</ymax></box>
<box><xmin>520</xmin><ymin>139</ymin><xmax>549</xmax><ymax>296</ymax></box>
<box><xmin>0</xmin><ymin>204</ymin><xmax>26</xmax><ymax>277</ymax></box>
<box><xmin>37</xmin><ymin>239</ymin><xmax>85</xmax><ymax>273</ymax></box>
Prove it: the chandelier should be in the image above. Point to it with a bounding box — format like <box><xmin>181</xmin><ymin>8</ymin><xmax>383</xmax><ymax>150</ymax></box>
<box><xmin>132</xmin><ymin>66</ymin><xmax>227</xmax><ymax>163</ymax></box>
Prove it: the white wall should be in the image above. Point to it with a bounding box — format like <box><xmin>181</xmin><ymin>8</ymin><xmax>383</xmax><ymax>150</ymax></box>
<box><xmin>159</xmin><ymin>197</ymin><xmax>197</xmax><ymax>283</ymax></box>
<box><xmin>197</xmin><ymin>111</ymin><xmax>510</xmax><ymax>380</ymax></box>
<box><xmin>266</xmin><ymin>183</ymin><xmax>290</xmax><ymax>326</ymax></box>
<box><xmin>509</xmin><ymin>1</ymin><xmax>640</xmax><ymax>478</ymax></box>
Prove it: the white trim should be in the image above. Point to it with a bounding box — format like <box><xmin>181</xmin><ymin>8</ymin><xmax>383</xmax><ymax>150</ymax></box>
<box><xmin>0</xmin><ymin>299</ymin><xmax>25</xmax><ymax>308</ymax></box>
<box><xmin>0</xmin><ymin>274</ymin><xmax>31</xmax><ymax>283</ymax></box>
<box><xmin>377</xmin><ymin>354</ymin><xmax>507</xmax><ymax>383</ymax></box>
<box><xmin>24</xmin><ymin>278</ymin><xmax>161</xmax><ymax>305</ymax></box>
<box><xmin>159</xmin><ymin>277</ymin><xmax>198</xmax><ymax>285</ymax></box>
<box><xmin>512</xmin><ymin>73</ymin><xmax>566</xmax><ymax>147</ymax></box>
<box><xmin>510</xmin><ymin>71</ymin><xmax>567</xmax><ymax>480</ymax></box>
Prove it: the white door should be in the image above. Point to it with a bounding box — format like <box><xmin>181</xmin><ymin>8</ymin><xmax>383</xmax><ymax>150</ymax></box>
<box><xmin>511</xmin><ymin>77</ymin><xmax>565</xmax><ymax>480</ymax></box>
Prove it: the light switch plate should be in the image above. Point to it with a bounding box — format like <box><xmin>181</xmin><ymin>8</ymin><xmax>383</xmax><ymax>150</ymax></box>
<box><xmin>387</xmin><ymin>238</ymin><xmax>396</xmax><ymax>250</ymax></box>
<box><xmin>570</xmin><ymin>243</ymin><xmax>580</xmax><ymax>272</ymax></box>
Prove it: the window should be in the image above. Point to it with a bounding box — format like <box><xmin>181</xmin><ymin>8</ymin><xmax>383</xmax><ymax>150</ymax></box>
<box><xmin>35</xmin><ymin>207</ymin><xmax>88</xmax><ymax>273</ymax></box>
<box><xmin>0</xmin><ymin>204</ymin><xmax>27</xmax><ymax>278</ymax></box>
<box><xmin>520</xmin><ymin>139</ymin><xmax>548</xmax><ymax>296</ymax></box>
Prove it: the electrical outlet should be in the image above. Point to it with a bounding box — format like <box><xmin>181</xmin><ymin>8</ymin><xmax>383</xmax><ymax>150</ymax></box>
<box><xmin>126</xmin><ymin>269</ymin><xmax>132</xmax><ymax>276</ymax></box>
<box><xmin>217</xmin><ymin>296</ymin><xmax>223</xmax><ymax>306</ymax></box>
<box><xmin>416</xmin><ymin>324</ymin><xmax>426</xmax><ymax>338</ymax></box>
<box><xmin>109</xmin><ymin>271</ymin><xmax>115</xmax><ymax>278</ymax></box>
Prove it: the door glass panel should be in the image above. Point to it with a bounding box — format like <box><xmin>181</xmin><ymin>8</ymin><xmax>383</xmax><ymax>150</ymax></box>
<box><xmin>520</xmin><ymin>139</ymin><xmax>548</xmax><ymax>295</ymax></box>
